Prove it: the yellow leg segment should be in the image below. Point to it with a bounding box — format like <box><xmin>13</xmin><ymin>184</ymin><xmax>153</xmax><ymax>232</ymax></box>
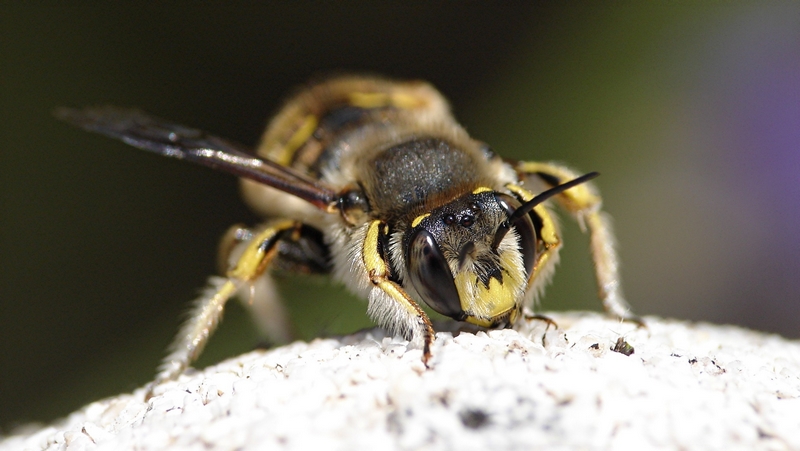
<box><xmin>363</xmin><ymin>220</ymin><xmax>435</xmax><ymax>364</ymax></box>
<box><xmin>148</xmin><ymin>220</ymin><xmax>299</xmax><ymax>396</ymax></box>
<box><xmin>515</xmin><ymin>162</ymin><xmax>639</xmax><ymax>323</ymax></box>
<box><xmin>506</xmin><ymin>183</ymin><xmax>563</xmax><ymax>291</ymax></box>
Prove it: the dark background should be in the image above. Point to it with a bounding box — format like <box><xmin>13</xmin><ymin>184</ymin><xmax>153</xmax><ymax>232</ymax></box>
<box><xmin>3</xmin><ymin>3</ymin><xmax>799</xmax><ymax>431</ymax></box>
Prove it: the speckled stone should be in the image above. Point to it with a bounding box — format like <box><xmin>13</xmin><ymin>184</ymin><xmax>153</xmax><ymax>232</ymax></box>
<box><xmin>2</xmin><ymin>312</ymin><xmax>799</xmax><ymax>451</ymax></box>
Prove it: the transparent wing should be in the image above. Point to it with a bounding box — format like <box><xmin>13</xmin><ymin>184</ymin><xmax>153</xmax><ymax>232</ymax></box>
<box><xmin>55</xmin><ymin>106</ymin><xmax>337</xmax><ymax>210</ymax></box>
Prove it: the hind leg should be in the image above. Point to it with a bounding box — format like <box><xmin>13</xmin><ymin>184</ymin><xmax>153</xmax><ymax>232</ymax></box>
<box><xmin>149</xmin><ymin>219</ymin><xmax>305</xmax><ymax>394</ymax></box>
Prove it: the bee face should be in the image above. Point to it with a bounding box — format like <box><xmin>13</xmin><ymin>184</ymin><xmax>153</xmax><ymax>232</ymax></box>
<box><xmin>57</xmin><ymin>74</ymin><xmax>638</xmax><ymax>389</ymax></box>
<box><xmin>404</xmin><ymin>190</ymin><xmax>536</xmax><ymax>327</ymax></box>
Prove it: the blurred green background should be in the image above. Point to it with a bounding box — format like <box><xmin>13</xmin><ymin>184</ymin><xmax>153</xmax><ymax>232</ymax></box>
<box><xmin>3</xmin><ymin>3</ymin><xmax>799</xmax><ymax>431</ymax></box>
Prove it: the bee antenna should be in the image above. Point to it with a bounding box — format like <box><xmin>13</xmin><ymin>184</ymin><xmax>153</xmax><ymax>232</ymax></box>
<box><xmin>494</xmin><ymin>172</ymin><xmax>600</xmax><ymax>248</ymax></box>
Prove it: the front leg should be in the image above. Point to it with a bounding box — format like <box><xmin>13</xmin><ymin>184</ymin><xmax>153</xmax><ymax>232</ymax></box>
<box><xmin>362</xmin><ymin>220</ymin><xmax>435</xmax><ymax>364</ymax></box>
<box><xmin>516</xmin><ymin>161</ymin><xmax>641</xmax><ymax>324</ymax></box>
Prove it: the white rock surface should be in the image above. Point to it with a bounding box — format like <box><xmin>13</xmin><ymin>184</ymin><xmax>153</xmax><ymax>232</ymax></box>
<box><xmin>3</xmin><ymin>312</ymin><xmax>800</xmax><ymax>451</ymax></box>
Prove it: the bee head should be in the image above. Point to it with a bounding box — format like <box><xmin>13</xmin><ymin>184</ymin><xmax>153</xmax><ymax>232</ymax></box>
<box><xmin>404</xmin><ymin>188</ymin><xmax>536</xmax><ymax>327</ymax></box>
<box><xmin>403</xmin><ymin>172</ymin><xmax>599</xmax><ymax>327</ymax></box>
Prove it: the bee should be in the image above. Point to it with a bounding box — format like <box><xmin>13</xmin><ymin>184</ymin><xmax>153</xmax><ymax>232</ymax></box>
<box><xmin>57</xmin><ymin>75</ymin><xmax>639</xmax><ymax>390</ymax></box>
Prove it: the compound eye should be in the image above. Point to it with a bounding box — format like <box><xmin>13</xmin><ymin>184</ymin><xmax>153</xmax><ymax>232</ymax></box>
<box><xmin>406</xmin><ymin>229</ymin><xmax>463</xmax><ymax>319</ymax></box>
<box><xmin>494</xmin><ymin>193</ymin><xmax>537</xmax><ymax>278</ymax></box>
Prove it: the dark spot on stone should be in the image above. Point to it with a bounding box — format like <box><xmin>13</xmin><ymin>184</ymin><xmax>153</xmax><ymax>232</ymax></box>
<box><xmin>459</xmin><ymin>408</ymin><xmax>490</xmax><ymax>429</ymax></box>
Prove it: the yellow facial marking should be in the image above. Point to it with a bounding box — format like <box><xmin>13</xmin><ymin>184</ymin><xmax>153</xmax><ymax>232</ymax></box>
<box><xmin>453</xmin><ymin>229</ymin><xmax>528</xmax><ymax>325</ymax></box>
<box><xmin>411</xmin><ymin>213</ymin><xmax>430</xmax><ymax>228</ymax></box>
<box><xmin>479</xmin><ymin>277</ymin><xmax>517</xmax><ymax>316</ymax></box>
<box><xmin>465</xmin><ymin>316</ymin><xmax>495</xmax><ymax>328</ymax></box>
<box><xmin>454</xmin><ymin>270</ymin><xmax>523</xmax><ymax>325</ymax></box>
<box><xmin>472</xmin><ymin>186</ymin><xmax>493</xmax><ymax>195</ymax></box>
